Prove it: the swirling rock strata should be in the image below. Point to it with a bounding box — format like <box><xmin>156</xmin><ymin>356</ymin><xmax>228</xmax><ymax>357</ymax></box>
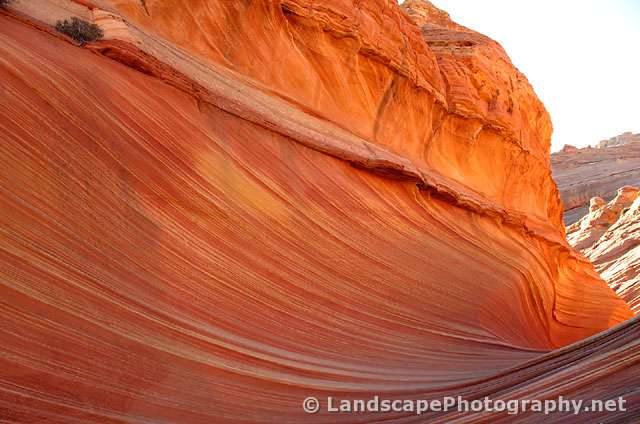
<box><xmin>0</xmin><ymin>0</ymin><xmax>636</xmax><ymax>422</ymax></box>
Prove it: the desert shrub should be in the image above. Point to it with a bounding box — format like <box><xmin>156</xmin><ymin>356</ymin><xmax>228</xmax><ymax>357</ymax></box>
<box><xmin>55</xmin><ymin>17</ymin><xmax>103</xmax><ymax>43</ymax></box>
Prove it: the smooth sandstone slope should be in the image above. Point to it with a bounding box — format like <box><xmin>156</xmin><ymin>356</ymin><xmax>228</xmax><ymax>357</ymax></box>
<box><xmin>0</xmin><ymin>0</ymin><xmax>637</xmax><ymax>422</ymax></box>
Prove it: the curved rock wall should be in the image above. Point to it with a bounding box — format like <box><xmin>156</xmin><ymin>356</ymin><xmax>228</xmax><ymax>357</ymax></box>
<box><xmin>0</xmin><ymin>0</ymin><xmax>636</xmax><ymax>422</ymax></box>
<box><xmin>103</xmin><ymin>0</ymin><xmax>560</xmax><ymax>228</ymax></box>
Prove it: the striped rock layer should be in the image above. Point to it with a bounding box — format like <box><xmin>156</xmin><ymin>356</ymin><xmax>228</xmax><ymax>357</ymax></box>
<box><xmin>0</xmin><ymin>0</ymin><xmax>637</xmax><ymax>422</ymax></box>
<box><xmin>567</xmin><ymin>186</ymin><xmax>640</xmax><ymax>314</ymax></box>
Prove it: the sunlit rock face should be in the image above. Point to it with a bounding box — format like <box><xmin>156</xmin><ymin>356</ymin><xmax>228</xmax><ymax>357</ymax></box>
<box><xmin>0</xmin><ymin>0</ymin><xmax>637</xmax><ymax>422</ymax></box>
<box><xmin>552</xmin><ymin>142</ymin><xmax>640</xmax><ymax>225</ymax></box>
<box><xmin>108</xmin><ymin>0</ymin><xmax>560</xmax><ymax>227</ymax></box>
<box><xmin>567</xmin><ymin>187</ymin><xmax>640</xmax><ymax>251</ymax></box>
<box><xmin>567</xmin><ymin>187</ymin><xmax>640</xmax><ymax>312</ymax></box>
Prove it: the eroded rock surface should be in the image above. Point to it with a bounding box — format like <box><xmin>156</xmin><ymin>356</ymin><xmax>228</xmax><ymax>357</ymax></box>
<box><xmin>0</xmin><ymin>0</ymin><xmax>637</xmax><ymax>422</ymax></box>
<box><xmin>597</xmin><ymin>131</ymin><xmax>640</xmax><ymax>149</ymax></box>
<box><xmin>567</xmin><ymin>186</ymin><xmax>640</xmax><ymax>251</ymax></box>
<box><xmin>552</xmin><ymin>142</ymin><xmax>640</xmax><ymax>224</ymax></box>
<box><xmin>567</xmin><ymin>187</ymin><xmax>640</xmax><ymax>312</ymax></box>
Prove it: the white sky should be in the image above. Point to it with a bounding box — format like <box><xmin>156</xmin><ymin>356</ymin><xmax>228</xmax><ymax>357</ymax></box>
<box><xmin>402</xmin><ymin>0</ymin><xmax>640</xmax><ymax>151</ymax></box>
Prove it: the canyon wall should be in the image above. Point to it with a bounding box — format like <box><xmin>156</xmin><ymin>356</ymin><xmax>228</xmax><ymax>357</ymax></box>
<box><xmin>552</xmin><ymin>140</ymin><xmax>640</xmax><ymax>225</ymax></box>
<box><xmin>0</xmin><ymin>0</ymin><xmax>637</xmax><ymax>422</ymax></box>
<box><xmin>105</xmin><ymin>0</ymin><xmax>562</xmax><ymax>229</ymax></box>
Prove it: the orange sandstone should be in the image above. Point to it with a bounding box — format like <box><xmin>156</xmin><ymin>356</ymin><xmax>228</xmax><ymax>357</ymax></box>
<box><xmin>0</xmin><ymin>0</ymin><xmax>637</xmax><ymax>422</ymax></box>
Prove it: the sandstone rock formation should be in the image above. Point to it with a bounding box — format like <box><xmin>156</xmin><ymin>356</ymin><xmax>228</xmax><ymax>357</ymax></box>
<box><xmin>552</xmin><ymin>142</ymin><xmax>640</xmax><ymax>224</ymax></box>
<box><xmin>596</xmin><ymin>131</ymin><xmax>640</xmax><ymax>149</ymax></box>
<box><xmin>0</xmin><ymin>0</ymin><xmax>638</xmax><ymax>422</ymax></box>
<box><xmin>567</xmin><ymin>187</ymin><xmax>640</xmax><ymax>312</ymax></box>
<box><xmin>560</xmin><ymin>144</ymin><xmax>579</xmax><ymax>154</ymax></box>
<box><xmin>566</xmin><ymin>186</ymin><xmax>640</xmax><ymax>251</ymax></box>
